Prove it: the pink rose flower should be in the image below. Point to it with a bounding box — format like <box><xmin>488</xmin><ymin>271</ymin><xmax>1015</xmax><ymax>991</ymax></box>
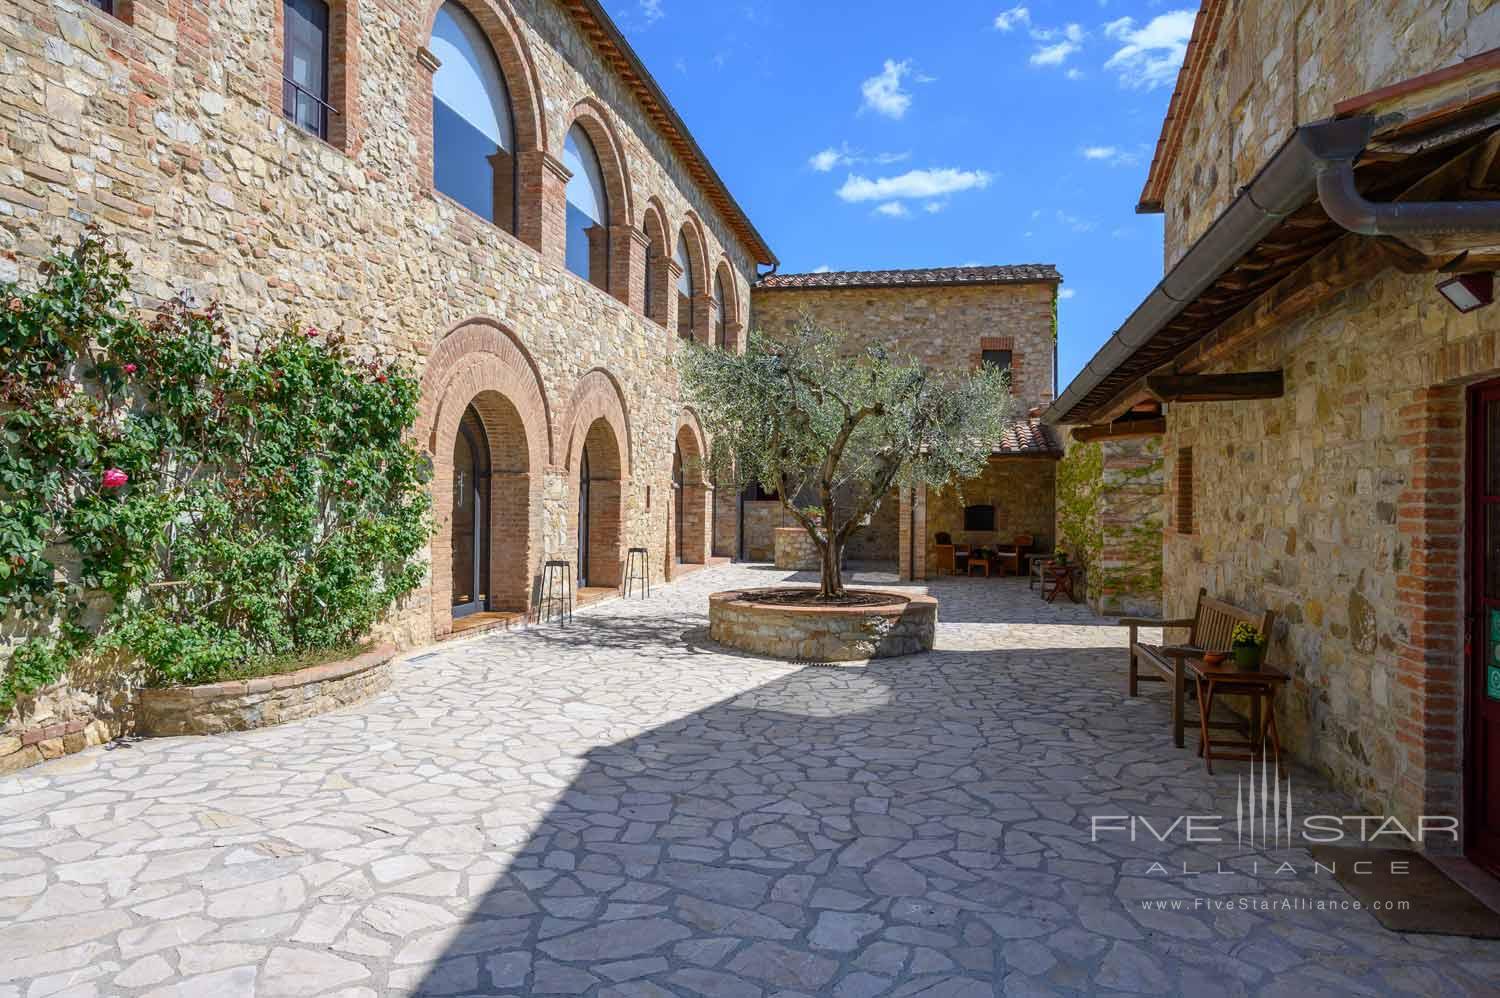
<box><xmin>305</xmin><ymin>326</ymin><xmax>319</xmax><ymax>338</ymax></box>
<box><xmin>102</xmin><ymin>468</ymin><xmax>128</xmax><ymax>490</ymax></box>
<box><xmin>123</xmin><ymin>363</ymin><xmax>137</xmax><ymax>374</ymax></box>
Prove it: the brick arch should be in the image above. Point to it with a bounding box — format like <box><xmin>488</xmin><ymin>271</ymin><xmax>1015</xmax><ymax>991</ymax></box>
<box><xmin>418</xmin><ymin>317</ymin><xmax>554</xmax><ymax>471</ymax></box>
<box><xmin>672</xmin><ymin>408</ymin><xmax>711</xmax><ymax>568</ymax></box>
<box><xmin>426</xmin><ymin>364</ymin><xmax>544</xmax><ymax>638</ymax></box>
<box><xmin>562</xmin><ymin>368</ymin><xmax>633</xmax><ymax>480</ymax></box>
<box><xmin>416</xmin><ymin>0</ymin><xmax>550</xmax><ymax>248</ymax></box>
<box><xmin>713</xmin><ymin>257</ymin><xmax>741</xmax><ymax>351</ymax></box>
<box><xmin>674</xmin><ymin>407</ymin><xmax>709</xmax><ymax>482</ymax></box>
<box><xmin>420</xmin><ymin>0</ymin><xmax>546</xmax><ymax>154</ymax></box>
<box><xmin>676</xmin><ymin>211</ymin><xmax>710</xmax><ymax>296</ymax></box>
<box><xmin>641</xmin><ymin>197</ymin><xmax>670</xmax><ymax>327</ymax></box>
<box><xmin>561</xmin><ymin>98</ymin><xmax>634</xmax><ymax>232</ymax></box>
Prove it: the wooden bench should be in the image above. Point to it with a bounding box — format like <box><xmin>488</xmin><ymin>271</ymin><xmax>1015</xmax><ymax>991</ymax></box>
<box><xmin>1121</xmin><ymin>588</ymin><xmax>1275</xmax><ymax>749</ymax></box>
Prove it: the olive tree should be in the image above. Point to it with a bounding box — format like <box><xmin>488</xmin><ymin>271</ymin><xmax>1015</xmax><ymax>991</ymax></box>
<box><xmin>678</xmin><ymin>321</ymin><xmax>1016</xmax><ymax>598</ymax></box>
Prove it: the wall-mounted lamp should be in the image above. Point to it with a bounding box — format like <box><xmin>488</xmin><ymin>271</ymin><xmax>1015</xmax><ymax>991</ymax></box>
<box><xmin>1436</xmin><ymin>271</ymin><xmax>1495</xmax><ymax>313</ymax></box>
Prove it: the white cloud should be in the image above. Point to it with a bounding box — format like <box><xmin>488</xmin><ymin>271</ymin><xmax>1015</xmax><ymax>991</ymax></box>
<box><xmin>923</xmin><ymin>201</ymin><xmax>945</xmax><ymax>214</ymax></box>
<box><xmin>1081</xmin><ymin>145</ymin><xmax>1139</xmax><ymax>165</ymax></box>
<box><xmin>861</xmin><ymin>59</ymin><xmax>914</xmax><ymax>119</ymax></box>
<box><xmin>836</xmin><ymin>167</ymin><xmax>994</xmax><ymax>203</ymax></box>
<box><xmin>875</xmin><ymin>201</ymin><xmax>910</xmax><ymax>218</ymax></box>
<box><xmin>993</xmin><ymin>5</ymin><xmax>1030</xmax><ymax>31</ymax></box>
<box><xmin>810</xmin><ymin>146</ymin><xmax>911</xmax><ymax>172</ymax></box>
<box><xmin>1065</xmin><ymin>68</ymin><xmax>1085</xmax><ymax>80</ymax></box>
<box><xmin>1104</xmin><ymin>10</ymin><xmax>1196</xmax><ymax>89</ymax></box>
<box><xmin>640</xmin><ymin>0</ymin><xmax>664</xmax><ymax>24</ymax></box>
<box><xmin>809</xmin><ymin>147</ymin><xmax>845</xmax><ymax>172</ymax></box>
<box><xmin>812</xmin><ymin>264</ymin><xmax>833</xmax><ymax>273</ymax></box>
<box><xmin>1030</xmin><ymin>40</ymin><xmax>1080</xmax><ymax>66</ymax></box>
<box><xmin>1058</xmin><ymin>287</ymin><xmax>1077</xmax><ymax>299</ymax></box>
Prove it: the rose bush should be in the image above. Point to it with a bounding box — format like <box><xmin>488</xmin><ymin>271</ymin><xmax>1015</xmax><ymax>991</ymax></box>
<box><xmin>0</xmin><ymin>231</ymin><xmax>430</xmax><ymax>712</ymax></box>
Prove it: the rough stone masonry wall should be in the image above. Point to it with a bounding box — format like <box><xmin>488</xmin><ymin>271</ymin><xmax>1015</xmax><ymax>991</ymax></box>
<box><xmin>751</xmin><ymin>282</ymin><xmax>1059</xmax><ymax>412</ymax></box>
<box><xmin>1094</xmin><ymin>436</ymin><xmax>1164</xmax><ymax>617</ymax></box>
<box><xmin>0</xmin><ymin>0</ymin><xmax>759</xmax><ymax>754</ymax></box>
<box><xmin>1160</xmin><ymin>0</ymin><xmax>1500</xmax><ymax>267</ymax></box>
<box><xmin>1162</xmin><ymin>266</ymin><xmax>1497</xmax><ymax>834</ymax></box>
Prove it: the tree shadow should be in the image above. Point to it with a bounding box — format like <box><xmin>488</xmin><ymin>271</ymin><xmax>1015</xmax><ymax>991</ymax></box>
<box><xmin>407</xmin><ymin>640</ymin><xmax>1393</xmax><ymax>996</ymax></box>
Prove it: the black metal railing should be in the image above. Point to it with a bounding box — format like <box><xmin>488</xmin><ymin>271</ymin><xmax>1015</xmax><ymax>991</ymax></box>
<box><xmin>282</xmin><ymin>76</ymin><xmax>338</xmax><ymax>141</ymax></box>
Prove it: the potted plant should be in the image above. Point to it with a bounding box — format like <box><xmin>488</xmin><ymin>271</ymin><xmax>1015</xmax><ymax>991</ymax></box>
<box><xmin>1055</xmin><ymin>551</ymin><xmax>1070</xmax><ymax>566</ymax></box>
<box><xmin>1231</xmin><ymin>622</ymin><xmax>1266</xmax><ymax>671</ymax></box>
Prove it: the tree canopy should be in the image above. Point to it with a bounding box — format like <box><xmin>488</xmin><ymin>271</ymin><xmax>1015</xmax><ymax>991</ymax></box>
<box><xmin>678</xmin><ymin>321</ymin><xmax>1016</xmax><ymax>597</ymax></box>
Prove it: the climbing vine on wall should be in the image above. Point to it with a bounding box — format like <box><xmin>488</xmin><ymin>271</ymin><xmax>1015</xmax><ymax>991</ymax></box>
<box><xmin>1055</xmin><ymin>438</ymin><xmax>1103</xmax><ymax>570</ymax></box>
<box><xmin>0</xmin><ymin>231</ymin><xmax>431</xmax><ymax>715</ymax></box>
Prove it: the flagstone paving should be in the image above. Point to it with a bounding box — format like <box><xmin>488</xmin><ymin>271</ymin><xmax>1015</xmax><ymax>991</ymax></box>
<box><xmin>2</xmin><ymin>563</ymin><xmax>1499</xmax><ymax>997</ymax></box>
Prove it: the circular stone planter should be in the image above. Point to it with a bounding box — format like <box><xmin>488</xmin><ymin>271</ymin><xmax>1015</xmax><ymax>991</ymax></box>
<box><xmin>136</xmin><ymin>645</ymin><xmax>397</xmax><ymax>737</ymax></box>
<box><xmin>709</xmin><ymin>588</ymin><xmax>936</xmax><ymax>662</ymax></box>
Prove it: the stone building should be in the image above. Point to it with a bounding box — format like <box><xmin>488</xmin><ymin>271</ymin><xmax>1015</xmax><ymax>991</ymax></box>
<box><xmin>752</xmin><ymin>266</ymin><xmax>1064</xmax><ymax>578</ymax></box>
<box><xmin>1046</xmin><ymin>0</ymin><xmax>1500</xmax><ymax>874</ymax></box>
<box><xmin>0</xmin><ymin>0</ymin><xmax>780</xmax><ymax>765</ymax></box>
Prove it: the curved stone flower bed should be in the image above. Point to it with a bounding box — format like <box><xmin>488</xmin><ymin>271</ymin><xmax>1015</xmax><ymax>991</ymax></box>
<box><xmin>709</xmin><ymin>588</ymin><xmax>936</xmax><ymax>661</ymax></box>
<box><xmin>136</xmin><ymin>645</ymin><xmax>397</xmax><ymax>737</ymax></box>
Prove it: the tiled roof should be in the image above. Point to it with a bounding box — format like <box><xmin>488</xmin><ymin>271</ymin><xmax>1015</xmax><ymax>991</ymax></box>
<box><xmin>756</xmin><ymin>265</ymin><xmax>1061</xmax><ymax>291</ymax></box>
<box><xmin>995</xmin><ymin>419</ymin><xmax>1063</xmax><ymax>457</ymax></box>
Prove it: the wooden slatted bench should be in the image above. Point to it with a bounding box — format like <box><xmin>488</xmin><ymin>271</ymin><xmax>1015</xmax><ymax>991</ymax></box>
<box><xmin>1121</xmin><ymin>588</ymin><xmax>1276</xmax><ymax>749</ymax></box>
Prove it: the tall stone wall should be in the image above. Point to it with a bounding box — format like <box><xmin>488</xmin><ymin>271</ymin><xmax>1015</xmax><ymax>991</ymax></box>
<box><xmin>1160</xmin><ymin>264</ymin><xmax>1498</xmax><ymax>834</ymax></box>
<box><xmin>1094</xmin><ymin>436</ymin><xmax>1164</xmax><ymax>617</ymax></box>
<box><xmin>751</xmin><ymin>282</ymin><xmax>1058</xmax><ymax>412</ymax></box>
<box><xmin>0</xmin><ymin>0</ymin><xmax>762</xmax><ymax>751</ymax></box>
<box><xmin>1159</xmin><ymin>0</ymin><xmax>1500</xmax><ymax>267</ymax></box>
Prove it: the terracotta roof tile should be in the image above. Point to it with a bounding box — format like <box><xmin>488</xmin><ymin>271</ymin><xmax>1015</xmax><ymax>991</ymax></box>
<box><xmin>995</xmin><ymin>419</ymin><xmax>1063</xmax><ymax>457</ymax></box>
<box><xmin>756</xmin><ymin>265</ymin><xmax>1061</xmax><ymax>291</ymax></box>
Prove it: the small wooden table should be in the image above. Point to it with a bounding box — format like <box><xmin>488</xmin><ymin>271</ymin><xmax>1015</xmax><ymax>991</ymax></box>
<box><xmin>1186</xmin><ymin>657</ymin><xmax>1288</xmax><ymax>775</ymax></box>
<box><xmin>1043</xmin><ymin>563</ymin><xmax>1083</xmax><ymax>603</ymax></box>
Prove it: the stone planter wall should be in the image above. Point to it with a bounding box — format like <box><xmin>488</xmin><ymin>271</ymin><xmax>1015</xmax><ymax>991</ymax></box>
<box><xmin>709</xmin><ymin>589</ymin><xmax>937</xmax><ymax>661</ymax></box>
<box><xmin>136</xmin><ymin>646</ymin><xmax>397</xmax><ymax>737</ymax></box>
<box><xmin>773</xmin><ymin>527</ymin><xmax>820</xmax><ymax>571</ymax></box>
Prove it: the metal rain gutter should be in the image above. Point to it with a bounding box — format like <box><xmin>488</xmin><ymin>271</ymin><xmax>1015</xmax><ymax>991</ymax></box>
<box><xmin>1047</xmin><ymin>111</ymin><xmax>1500</xmax><ymax>427</ymax></box>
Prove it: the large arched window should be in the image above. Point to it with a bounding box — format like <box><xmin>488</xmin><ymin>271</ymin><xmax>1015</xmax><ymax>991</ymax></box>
<box><xmin>674</xmin><ymin>232</ymin><xmax>694</xmax><ymax>341</ymax></box>
<box><xmin>713</xmin><ymin>270</ymin><xmax>728</xmax><ymax>350</ymax></box>
<box><xmin>563</xmin><ymin>124</ymin><xmax>610</xmax><ymax>291</ymax></box>
<box><xmin>430</xmin><ymin>2</ymin><xmax>517</xmax><ymax>232</ymax></box>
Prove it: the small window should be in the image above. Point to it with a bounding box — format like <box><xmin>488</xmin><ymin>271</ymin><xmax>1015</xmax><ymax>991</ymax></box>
<box><xmin>675</xmin><ymin>231</ymin><xmax>695</xmax><ymax>341</ymax></box>
<box><xmin>982</xmin><ymin>349</ymin><xmax>1012</xmax><ymax>372</ymax></box>
<box><xmin>283</xmin><ymin>0</ymin><xmax>332</xmax><ymax>140</ymax></box>
<box><xmin>714</xmin><ymin>270</ymin><xmax>728</xmax><ymax>350</ymax></box>
<box><xmin>1176</xmin><ymin>446</ymin><xmax>1194</xmax><ymax>534</ymax></box>
<box><xmin>964</xmin><ymin>504</ymin><xmax>996</xmax><ymax>532</ymax></box>
<box><xmin>86</xmin><ymin>0</ymin><xmax>115</xmax><ymax>12</ymax></box>
<box><xmin>563</xmin><ymin>124</ymin><xmax>610</xmax><ymax>291</ymax></box>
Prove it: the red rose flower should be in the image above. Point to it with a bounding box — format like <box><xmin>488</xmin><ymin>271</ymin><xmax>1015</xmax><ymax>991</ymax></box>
<box><xmin>124</xmin><ymin>363</ymin><xmax>138</xmax><ymax>375</ymax></box>
<box><xmin>102</xmin><ymin>468</ymin><xmax>128</xmax><ymax>490</ymax></box>
<box><xmin>306</xmin><ymin>326</ymin><xmax>319</xmax><ymax>338</ymax></box>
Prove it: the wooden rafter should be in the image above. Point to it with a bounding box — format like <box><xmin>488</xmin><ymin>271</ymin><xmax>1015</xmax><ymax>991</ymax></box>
<box><xmin>1071</xmin><ymin>418</ymin><xmax>1167</xmax><ymax>443</ymax></box>
<box><xmin>1146</xmin><ymin>371</ymin><xmax>1284</xmax><ymax>403</ymax></box>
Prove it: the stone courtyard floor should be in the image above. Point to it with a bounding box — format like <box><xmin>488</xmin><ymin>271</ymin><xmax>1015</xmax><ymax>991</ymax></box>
<box><xmin>3</xmin><ymin>562</ymin><xmax>1499</xmax><ymax>997</ymax></box>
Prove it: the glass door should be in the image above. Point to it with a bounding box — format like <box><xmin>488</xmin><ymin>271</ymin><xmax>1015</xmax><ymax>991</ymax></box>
<box><xmin>451</xmin><ymin>406</ymin><xmax>489</xmax><ymax>618</ymax></box>
<box><xmin>1468</xmin><ymin>382</ymin><xmax>1500</xmax><ymax>875</ymax></box>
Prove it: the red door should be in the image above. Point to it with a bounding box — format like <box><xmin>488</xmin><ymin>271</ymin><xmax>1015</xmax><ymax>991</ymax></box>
<box><xmin>1467</xmin><ymin>382</ymin><xmax>1500</xmax><ymax>875</ymax></box>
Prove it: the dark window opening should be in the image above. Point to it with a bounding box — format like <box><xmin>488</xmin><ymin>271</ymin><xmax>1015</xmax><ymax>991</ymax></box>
<box><xmin>86</xmin><ymin>0</ymin><xmax>115</xmax><ymax>13</ymax></box>
<box><xmin>283</xmin><ymin>0</ymin><xmax>332</xmax><ymax>140</ymax></box>
<box><xmin>963</xmin><ymin>504</ymin><xmax>996</xmax><ymax>532</ymax></box>
<box><xmin>982</xmin><ymin>349</ymin><xmax>1012</xmax><ymax>372</ymax></box>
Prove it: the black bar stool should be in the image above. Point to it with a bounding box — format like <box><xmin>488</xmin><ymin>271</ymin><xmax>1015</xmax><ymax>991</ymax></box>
<box><xmin>622</xmin><ymin>547</ymin><xmax>649</xmax><ymax>599</ymax></box>
<box><xmin>536</xmin><ymin>560</ymin><xmax>573</xmax><ymax>626</ymax></box>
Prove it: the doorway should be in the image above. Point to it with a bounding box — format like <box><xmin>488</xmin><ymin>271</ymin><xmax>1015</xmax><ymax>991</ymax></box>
<box><xmin>451</xmin><ymin>404</ymin><xmax>490</xmax><ymax>618</ymax></box>
<box><xmin>1468</xmin><ymin>380</ymin><xmax>1500</xmax><ymax>875</ymax></box>
<box><xmin>673</xmin><ymin>443</ymin><xmax>685</xmax><ymax>564</ymax></box>
<box><xmin>578</xmin><ymin>446</ymin><xmax>591</xmax><ymax>587</ymax></box>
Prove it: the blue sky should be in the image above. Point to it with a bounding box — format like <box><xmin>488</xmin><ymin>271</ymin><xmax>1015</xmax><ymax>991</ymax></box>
<box><xmin>599</xmin><ymin>0</ymin><xmax>1198</xmax><ymax>388</ymax></box>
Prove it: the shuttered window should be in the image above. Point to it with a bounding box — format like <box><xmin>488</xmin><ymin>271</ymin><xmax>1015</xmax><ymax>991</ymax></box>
<box><xmin>1176</xmin><ymin>447</ymin><xmax>1194</xmax><ymax>535</ymax></box>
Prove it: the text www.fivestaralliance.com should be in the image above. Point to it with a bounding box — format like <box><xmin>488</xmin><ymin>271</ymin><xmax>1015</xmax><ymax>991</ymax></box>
<box><xmin>1138</xmin><ymin>897</ymin><xmax>1411</xmax><ymax>912</ymax></box>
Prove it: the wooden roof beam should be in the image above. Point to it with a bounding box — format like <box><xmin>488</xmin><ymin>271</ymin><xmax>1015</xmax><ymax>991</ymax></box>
<box><xmin>1146</xmin><ymin>370</ymin><xmax>1284</xmax><ymax>403</ymax></box>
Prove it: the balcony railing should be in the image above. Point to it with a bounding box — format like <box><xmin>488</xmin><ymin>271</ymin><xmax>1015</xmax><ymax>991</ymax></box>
<box><xmin>282</xmin><ymin>76</ymin><xmax>338</xmax><ymax>141</ymax></box>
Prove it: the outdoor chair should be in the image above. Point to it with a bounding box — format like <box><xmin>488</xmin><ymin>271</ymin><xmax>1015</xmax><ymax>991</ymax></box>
<box><xmin>994</xmin><ymin>534</ymin><xmax>1034</xmax><ymax>576</ymax></box>
<box><xmin>954</xmin><ymin>543</ymin><xmax>972</xmax><ymax>574</ymax></box>
<box><xmin>933</xmin><ymin>533</ymin><xmax>956</xmax><ymax>575</ymax></box>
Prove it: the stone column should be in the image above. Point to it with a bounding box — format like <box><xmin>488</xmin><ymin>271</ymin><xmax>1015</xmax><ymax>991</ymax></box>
<box><xmin>519</xmin><ymin>150</ymin><xmax>570</xmax><ymax>263</ymax></box>
<box><xmin>665</xmin><ymin>259</ymin><xmax>685</xmax><ymax>338</ymax></box>
<box><xmin>899</xmin><ymin>486</ymin><xmax>928</xmax><ymax>581</ymax></box>
<box><xmin>613</xmin><ymin>225</ymin><xmax>648</xmax><ymax>312</ymax></box>
<box><xmin>692</xmin><ymin>293</ymin><xmax>716</xmax><ymax>347</ymax></box>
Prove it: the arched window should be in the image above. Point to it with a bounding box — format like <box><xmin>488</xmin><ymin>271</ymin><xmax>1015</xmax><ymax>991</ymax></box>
<box><xmin>644</xmin><ymin>235</ymin><xmax>658</xmax><ymax>319</ymax></box>
<box><xmin>675</xmin><ymin>232</ymin><xmax>694</xmax><ymax>341</ymax></box>
<box><xmin>563</xmin><ymin>124</ymin><xmax>610</xmax><ymax>291</ymax></box>
<box><xmin>430</xmin><ymin>2</ymin><xmax>517</xmax><ymax>232</ymax></box>
<box><xmin>713</xmin><ymin>270</ymin><xmax>728</xmax><ymax>350</ymax></box>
